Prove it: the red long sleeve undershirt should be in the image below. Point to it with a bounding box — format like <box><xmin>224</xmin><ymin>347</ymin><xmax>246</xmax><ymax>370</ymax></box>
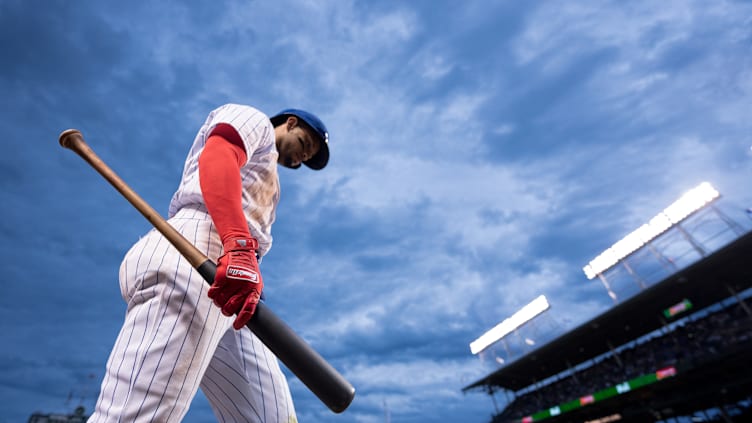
<box><xmin>198</xmin><ymin>123</ymin><xmax>251</xmax><ymax>244</ymax></box>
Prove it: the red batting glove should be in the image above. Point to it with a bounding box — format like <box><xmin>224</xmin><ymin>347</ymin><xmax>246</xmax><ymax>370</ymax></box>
<box><xmin>208</xmin><ymin>236</ymin><xmax>263</xmax><ymax>330</ymax></box>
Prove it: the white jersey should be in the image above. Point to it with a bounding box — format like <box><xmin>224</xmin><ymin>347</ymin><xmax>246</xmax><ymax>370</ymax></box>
<box><xmin>168</xmin><ymin>104</ymin><xmax>280</xmax><ymax>256</ymax></box>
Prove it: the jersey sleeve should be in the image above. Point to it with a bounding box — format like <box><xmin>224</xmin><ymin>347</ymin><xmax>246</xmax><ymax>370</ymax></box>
<box><xmin>206</xmin><ymin>104</ymin><xmax>273</xmax><ymax>166</ymax></box>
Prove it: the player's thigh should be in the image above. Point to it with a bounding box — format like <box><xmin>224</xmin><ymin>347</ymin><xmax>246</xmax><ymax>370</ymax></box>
<box><xmin>200</xmin><ymin>327</ymin><xmax>296</xmax><ymax>423</ymax></box>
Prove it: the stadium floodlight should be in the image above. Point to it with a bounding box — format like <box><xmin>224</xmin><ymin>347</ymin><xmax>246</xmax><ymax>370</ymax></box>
<box><xmin>583</xmin><ymin>182</ymin><xmax>720</xmax><ymax>279</ymax></box>
<box><xmin>469</xmin><ymin>295</ymin><xmax>550</xmax><ymax>355</ymax></box>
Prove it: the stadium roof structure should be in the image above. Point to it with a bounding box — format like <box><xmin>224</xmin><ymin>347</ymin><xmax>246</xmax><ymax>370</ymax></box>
<box><xmin>463</xmin><ymin>228</ymin><xmax>752</xmax><ymax>393</ymax></box>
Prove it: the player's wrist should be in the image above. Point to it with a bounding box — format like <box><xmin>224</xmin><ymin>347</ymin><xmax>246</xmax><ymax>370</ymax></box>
<box><xmin>221</xmin><ymin>235</ymin><xmax>258</xmax><ymax>253</ymax></box>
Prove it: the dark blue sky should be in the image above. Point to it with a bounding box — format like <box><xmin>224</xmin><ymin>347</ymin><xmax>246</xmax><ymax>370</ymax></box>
<box><xmin>2</xmin><ymin>1</ymin><xmax>751</xmax><ymax>422</ymax></box>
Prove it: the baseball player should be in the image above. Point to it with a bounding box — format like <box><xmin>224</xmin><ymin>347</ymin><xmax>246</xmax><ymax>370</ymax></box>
<box><xmin>87</xmin><ymin>104</ymin><xmax>330</xmax><ymax>423</ymax></box>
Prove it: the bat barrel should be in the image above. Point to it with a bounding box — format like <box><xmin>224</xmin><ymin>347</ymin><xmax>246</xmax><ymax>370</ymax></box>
<box><xmin>254</xmin><ymin>302</ymin><xmax>356</xmax><ymax>412</ymax></box>
<box><xmin>196</xmin><ymin>260</ymin><xmax>356</xmax><ymax>412</ymax></box>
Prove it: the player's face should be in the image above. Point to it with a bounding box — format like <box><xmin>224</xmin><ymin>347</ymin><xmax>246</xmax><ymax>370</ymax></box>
<box><xmin>276</xmin><ymin>118</ymin><xmax>321</xmax><ymax>169</ymax></box>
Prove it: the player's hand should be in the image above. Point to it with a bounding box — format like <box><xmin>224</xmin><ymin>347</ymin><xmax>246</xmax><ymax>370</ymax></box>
<box><xmin>208</xmin><ymin>236</ymin><xmax>264</xmax><ymax>330</ymax></box>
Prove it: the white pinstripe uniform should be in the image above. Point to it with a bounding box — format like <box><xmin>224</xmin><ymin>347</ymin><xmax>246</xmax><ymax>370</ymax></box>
<box><xmin>88</xmin><ymin>104</ymin><xmax>297</xmax><ymax>423</ymax></box>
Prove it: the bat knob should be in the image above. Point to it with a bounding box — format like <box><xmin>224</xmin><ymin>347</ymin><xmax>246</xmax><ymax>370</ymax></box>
<box><xmin>59</xmin><ymin>129</ymin><xmax>83</xmax><ymax>149</ymax></box>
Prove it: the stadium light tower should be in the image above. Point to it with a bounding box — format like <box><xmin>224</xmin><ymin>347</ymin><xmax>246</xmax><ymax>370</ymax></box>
<box><xmin>582</xmin><ymin>182</ymin><xmax>720</xmax><ymax>280</ymax></box>
<box><xmin>470</xmin><ymin>295</ymin><xmax>550</xmax><ymax>355</ymax></box>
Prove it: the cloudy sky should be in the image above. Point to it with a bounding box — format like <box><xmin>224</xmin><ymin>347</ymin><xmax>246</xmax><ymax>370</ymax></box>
<box><xmin>2</xmin><ymin>1</ymin><xmax>751</xmax><ymax>422</ymax></box>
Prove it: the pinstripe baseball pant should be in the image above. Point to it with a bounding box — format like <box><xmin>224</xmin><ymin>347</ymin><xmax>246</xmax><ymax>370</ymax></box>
<box><xmin>88</xmin><ymin>207</ymin><xmax>296</xmax><ymax>423</ymax></box>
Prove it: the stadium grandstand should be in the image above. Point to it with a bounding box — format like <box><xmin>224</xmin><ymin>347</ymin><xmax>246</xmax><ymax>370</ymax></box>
<box><xmin>27</xmin><ymin>406</ymin><xmax>88</xmax><ymax>423</ymax></box>
<box><xmin>463</xmin><ymin>183</ymin><xmax>752</xmax><ymax>423</ymax></box>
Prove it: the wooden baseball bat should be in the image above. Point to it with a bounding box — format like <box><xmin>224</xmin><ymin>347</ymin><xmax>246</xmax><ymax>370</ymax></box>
<box><xmin>59</xmin><ymin>129</ymin><xmax>355</xmax><ymax>414</ymax></box>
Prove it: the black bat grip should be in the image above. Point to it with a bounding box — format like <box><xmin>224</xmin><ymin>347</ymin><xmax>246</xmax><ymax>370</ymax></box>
<box><xmin>196</xmin><ymin>260</ymin><xmax>355</xmax><ymax>413</ymax></box>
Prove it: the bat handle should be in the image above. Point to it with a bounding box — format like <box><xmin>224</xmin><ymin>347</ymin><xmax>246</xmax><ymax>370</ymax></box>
<box><xmin>59</xmin><ymin>129</ymin><xmax>85</xmax><ymax>149</ymax></box>
<box><xmin>58</xmin><ymin>128</ymin><xmax>208</xmax><ymax>268</ymax></box>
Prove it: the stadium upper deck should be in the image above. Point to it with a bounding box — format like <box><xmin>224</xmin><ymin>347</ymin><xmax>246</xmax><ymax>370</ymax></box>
<box><xmin>463</xmin><ymin>228</ymin><xmax>752</xmax><ymax>393</ymax></box>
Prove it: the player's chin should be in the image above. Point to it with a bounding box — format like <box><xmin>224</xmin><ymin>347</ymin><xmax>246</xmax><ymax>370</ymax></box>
<box><xmin>279</xmin><ymin>156</ymin><xmax>302</xmax><ymax>169</ymax></box>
